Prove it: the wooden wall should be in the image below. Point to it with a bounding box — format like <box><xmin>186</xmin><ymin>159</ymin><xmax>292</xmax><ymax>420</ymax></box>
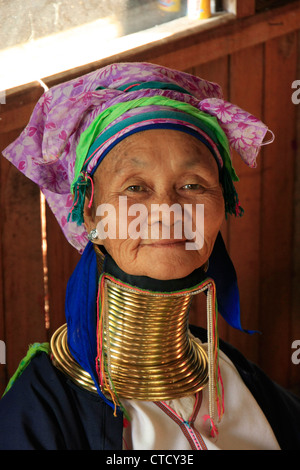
<box><xmin>1</xmin><ymin>1</ymin><xmax>300</xmax><ymax>396</ymax></box>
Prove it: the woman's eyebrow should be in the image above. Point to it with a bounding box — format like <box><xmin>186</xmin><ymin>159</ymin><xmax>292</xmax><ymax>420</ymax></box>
<box><xmin>181</xmin><ymin>156</ymin><xmax>217</xmax><ymax>171</ymax></box>
<box><xmin>114</xmin><ymin>157</ymin><xmax>148</xmax><ymax>173</ymax></box>
<box><xmin>181</xmin><ymin>157</ymin><xmax>202</xmax><ymax>168</ymax></box>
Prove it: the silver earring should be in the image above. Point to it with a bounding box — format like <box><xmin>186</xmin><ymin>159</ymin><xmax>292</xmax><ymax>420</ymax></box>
<box><xmin>87</xmin><ymin>228</ymin><xmax>98</xmax><ymax>241</ymax></box>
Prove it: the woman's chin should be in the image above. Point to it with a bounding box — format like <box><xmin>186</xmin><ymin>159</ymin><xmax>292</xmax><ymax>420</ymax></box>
<box><xmin>149</xmin><ymin>264</ymin><xmax>198</xmax><ymax>280</ymax></box>
<box><xmin>124</xmin><ymin>256</ymin><xmax>201</xmax><ymax>281</ymax></box>
<box><xmin>105</xmin><ymin>242</ymin><xmax>207</xmax><ymax>281</ymax></box>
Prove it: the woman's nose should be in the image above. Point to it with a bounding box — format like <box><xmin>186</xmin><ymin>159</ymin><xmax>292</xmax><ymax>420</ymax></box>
<box><xmin>150</xmin><ymin>186</ymin><xmax>181</xmax><ymax>206</ymax></box>
<box><xmin>147</xmin><ymin>190</ymin><xmax>184</xmax><ymax>239</ymax></box>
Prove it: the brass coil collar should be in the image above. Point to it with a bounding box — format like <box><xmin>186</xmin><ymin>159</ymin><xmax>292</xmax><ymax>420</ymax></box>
<box><xmin>99</xmin><ymin>275</ymin><xmax>209</xmax><ymax>401</ymax></box>
<box><xmin>50</xmin><ymin>278</ymin><xmax>210</xmax><ymax>401</ymax></box>
<box><xmin>50</xmin><ymin>246</ymin><xmax>210</xmax><ymax>402</ymax></box>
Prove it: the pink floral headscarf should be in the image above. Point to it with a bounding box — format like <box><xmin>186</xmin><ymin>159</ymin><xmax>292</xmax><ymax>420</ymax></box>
<box><xmin>2</xmin><ymin>62</ymin><xmax>273</xmax><ymax>253</ymax></box>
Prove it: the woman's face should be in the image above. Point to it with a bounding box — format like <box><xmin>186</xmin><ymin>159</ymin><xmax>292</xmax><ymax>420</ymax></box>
<box><xmin>84</xmin><ymin>129</ymin><xmax>224</xmax><ymax>280</ymax></box>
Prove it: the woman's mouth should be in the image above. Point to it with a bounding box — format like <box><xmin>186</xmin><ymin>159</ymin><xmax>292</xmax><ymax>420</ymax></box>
<box><xmin>140</xmin><ymin>239</ymin><xmax>188</xmax><ymax>248</ymax></box>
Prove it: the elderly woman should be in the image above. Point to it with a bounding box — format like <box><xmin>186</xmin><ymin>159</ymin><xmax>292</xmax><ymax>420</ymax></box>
<box><xmin>0</xmin><ymin>63</ymin><xmax>299</xmax><ymax>450</ymax></box>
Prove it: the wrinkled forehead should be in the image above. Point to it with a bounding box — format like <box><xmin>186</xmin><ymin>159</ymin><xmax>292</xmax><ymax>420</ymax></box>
<box><xmin>93</xmin><ymin>128</ymin><xmax>220</xmax><ymax>180</ymax></box>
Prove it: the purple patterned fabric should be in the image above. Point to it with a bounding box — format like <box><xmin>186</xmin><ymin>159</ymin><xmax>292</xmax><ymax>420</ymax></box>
<box><xmin>2</xmin><ymin>62</ymin><xmax>273</xmax><ymax>253</ymax></box>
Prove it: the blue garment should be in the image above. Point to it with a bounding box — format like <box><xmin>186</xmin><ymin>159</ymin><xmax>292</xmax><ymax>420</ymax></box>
<box><xmin>206</xmin><ymin>232</ymin><xmax>256</xmax><ymax>333</ymax></box>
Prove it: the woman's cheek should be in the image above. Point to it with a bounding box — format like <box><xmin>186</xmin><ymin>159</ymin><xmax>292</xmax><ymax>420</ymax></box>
<box><xmin>202</xmin><ymin>192</ymin><xmax>225</xmax><ymax>240</ymax></box>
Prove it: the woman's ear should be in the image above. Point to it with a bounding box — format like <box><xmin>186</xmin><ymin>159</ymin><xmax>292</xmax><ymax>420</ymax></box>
<box><xmin>83</xmin><ymin>195</ymin><xmax>105</xmax><ymax>246</ymax></box>
<box><xmin>83</xmin><ymin>196</ymin><xmax>95</xmax><ymax>235</ymax></box>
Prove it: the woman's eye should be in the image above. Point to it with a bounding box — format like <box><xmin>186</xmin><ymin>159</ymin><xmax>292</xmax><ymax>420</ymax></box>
<box><xmin>126</xmin><ymin>185</ymin><xmax>145</xmax><ymax>192</ymax></box>
<box><xmin>182</xmin><ymin>183</ymin><xmax>202</xmax><ymax>190</ymax></box>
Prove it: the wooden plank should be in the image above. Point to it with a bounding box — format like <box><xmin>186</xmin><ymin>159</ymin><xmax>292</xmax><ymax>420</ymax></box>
<box><xmin>191</xmin><ymin>56</ymin><xmax>230</xmax><ymax>99</ymax></box>
<box><xmin>290</xmin><ymin>30</ymin><xmax>300</xmax><ymax>391</ymax></box>
<box><xmin>0</xmin><ymin>146</ymin><xmax>47</xmax><ymax>391</ymax></box>
<box><xmin>0</xmin><ymin>89</ymin><xmax>46</xmax><ymax>395</ymax></box>
<box><xmin>1</xmin><ymin>86</ymin><xmax>45</xmax><ymax>130</ymax></box>
<box><xmin>225</xmin><ymin>44</ymin><xmax>265</xmax><ymax>364</ymax></box>
<box><xmin>45</xmin><ymin>206</ymin><xmax>80</xmax><ymax>336</ymax></box>
<box><xmin>140</xmin><ymin>2</ymin><xmax>300</xmax><ymax>72</ymax></box>
<box><xmin>260</xmin><ymin>32</ymin><xmax>298</xmax><ymax>386</ymax></box>
<box><xmin>236</xmin><ymin>0</ymin><xmax>256</xmax><ymax>17</ymax></box>
<box><xmin>224</xmin><ymin>0</ymin><xmax>256</xmax><ymax>17</ymax></box>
